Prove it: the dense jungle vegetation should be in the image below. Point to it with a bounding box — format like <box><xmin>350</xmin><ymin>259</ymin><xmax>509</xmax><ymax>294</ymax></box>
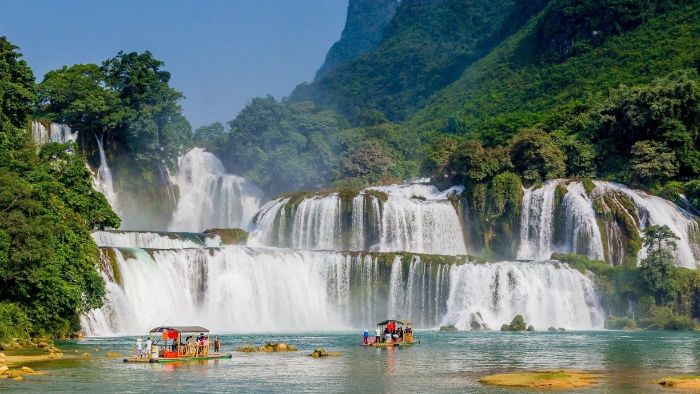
<box><xmin>0</xmin><ymin>37</ymin><xmax>119</xmax><ymax>344</ymax></box>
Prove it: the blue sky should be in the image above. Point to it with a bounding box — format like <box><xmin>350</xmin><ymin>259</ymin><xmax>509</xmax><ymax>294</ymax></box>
<box><xmin>0</xmin><ymin>0</ymin><xmax>348</xmax><ymax>128</ymax></box>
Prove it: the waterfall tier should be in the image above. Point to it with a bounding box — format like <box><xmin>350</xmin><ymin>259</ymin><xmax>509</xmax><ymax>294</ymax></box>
<box><xmin>515</xmin><ymin>180</ymin><xmax>700</xmax><ymax>268</ymax></box>
<box><xmin>169</xmin><ymin>148</ymin><xmax>263</xmax><ymax>232</ymax></box>
<box><xmin>248</xmin><ymin>182</ymin><xmax>468</xmax><ymax>255</ymax></box>
<box><xmin>83</xmin><ymin>236</ymin><xmax>604</xmax><ymax>335</ymax></box>
<box><xmin>31</xmin><ymin>121</ymin><xmax>77</xmax><ymax>145</ymax></box>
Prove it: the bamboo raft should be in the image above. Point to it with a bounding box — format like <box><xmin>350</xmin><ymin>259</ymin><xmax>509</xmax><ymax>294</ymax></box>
<box><xmin>124</xmin><ymin>325</ymin><xmax>232</xmax><ymax>364</ymax></box>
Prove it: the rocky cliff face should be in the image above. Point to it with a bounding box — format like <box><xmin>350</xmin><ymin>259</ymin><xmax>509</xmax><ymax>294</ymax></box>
<box><xmin>315</xmin><ymin>0</ymin><xmax>399</xmax><ymax>79</ymax></box>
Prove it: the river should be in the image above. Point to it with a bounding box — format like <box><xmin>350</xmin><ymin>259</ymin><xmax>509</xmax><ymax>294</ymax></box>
<box><xmin>3</xmin><ymin>330</ymin><xmax>699</xmax><ymax>392</ymax></box>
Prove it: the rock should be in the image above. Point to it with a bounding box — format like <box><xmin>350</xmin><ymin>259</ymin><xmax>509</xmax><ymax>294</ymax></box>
<box><xmin>548</xmin><ymin>327</ymin><xmax>557</xmax><ymax>332</ymax></box>
<box><xmin>236</xmin><ymin>344</ymin><xmax>257</xmax><ymax>353</ymax></box>
<box><xmin>0</xmin><ymin>365</ymin><xmax>8</xmax><ymax>374</ymax></box>
<box><xmin>439</xmin><ymin>325</ymin><xmax>458</xmax><ymax>332</ymax></box>
<box><xmin>527</xmin><ymin>325</ymin><xmax>535</xmax><ymax>331</ymax></box>
<box><xmin>6</xmin><ymin>369</ymin><xmax>23</xmax><ymax>378</ymax></box>
<box><xmin>480</xmin><ymin>370</ymin><xmax>600</xmax><ymax>389</ymax></box>
<box><xmin>558</xmin><ymin>327</ymin><xmax>566</xmax><ymax>332</ymax></box>
<box><xmin>48</xmin><ymin>352</ymin><xmax>64</xmax><ymax>359</ymax></box>
<box><xmin>204</xmin><ymin>228</ymin><xmax>248</xmax><ymax>245</ymax></box>
<box><xmin>0</xmin><ymin>352</ymin><xmax>5</xmax><ymax>359</ymax></box>
<box><xmin>658</xmin><ymin>375</ymin><xmax>700</xmax><ymax>390</ymax></box>
<box><xmin>275</xmin><ymin>343</ymin><xmax>288</xmax><ymax>351</ymax></box>
<box><xmin>106</xmin><ymin>352</ymin><xmax>121</xmax><ymax>358</ymax></box>
<box><xmin>37</xmin><ymin>342</ymin><xmax>48</xmax><ymax>348</ymax></box>
<box><xmin>469</xmin><ymin>312</ymin><xmax>488</xmax><ymax>330</ymax></box>
<box><xmin>12</xmin><ymin>375</ymin><xmax>22</xmax><ymax>381</ymax></box>
<box><xmin>20</xmin><ymin>367</ymin><xmax>35</xmax><ymax>374</ymax></box>
<box><xmin>81</xmin><ymin>352</ymin><xmax>92</xmax><ymax>359</ymax></box>
<box><xmin>309</xmin><ymin>348</ymin><xmax>341</xmax><ymax>358</ymax></box>
<box><xmin>501</xmin><ymin>315</ymin><xmax>528</xmax><ymax>331</ymax></box>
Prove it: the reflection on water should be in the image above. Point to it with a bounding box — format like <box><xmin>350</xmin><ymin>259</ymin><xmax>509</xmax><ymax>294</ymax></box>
<box><xmin>1</xmin><ymin>331</ymin><xmax>699</xmax><ymax>393</ymax></box>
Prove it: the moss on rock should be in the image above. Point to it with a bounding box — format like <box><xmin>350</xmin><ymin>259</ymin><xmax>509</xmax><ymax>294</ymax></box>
<box><xmin>204</xmin><ymin>228</ymin><xmax>248</xmax><ymax>245</ymax></box>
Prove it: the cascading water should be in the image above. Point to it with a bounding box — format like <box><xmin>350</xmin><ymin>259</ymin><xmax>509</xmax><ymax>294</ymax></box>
<box><xmin>31</xmin><ymin>121</ymin><xmax>77</xmax><ymax>145</ymax></box>
<box><xmin>94</xmin><ymin>136</ymin><xmax>120</xmax><ymax>213</ymax></box>
<box><xmin>82</xmin><ymin>232</ymin><xmax>604</xmax><ymax>335</ymax></box>
<box><xmin>516</xmin><ymin>180</ymin><xmax>699</xmax><ymax>267</ymax></box>
<box><xmin>248</xmin><ymin>181</ymin><xmax>468</xmax><ymax>255</ymax></box>
<box><xmin>169</xmin><ymin>148</ymin><xmax>263</xmax><ymax>232</ymax></box>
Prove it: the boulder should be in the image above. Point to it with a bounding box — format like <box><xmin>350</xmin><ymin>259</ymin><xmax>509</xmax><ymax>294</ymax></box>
<box><xmin>11</xmin><ymin>375</ymin><xmax>22</xmax><ymax>381</ymax></box>
<box><xmin>20</xmin><ymin>367</ymin><xmax>35</xmax><ymax>374</ymax></box>
<box><xmin>309</xmin><ymin>348</ymin><xmax>341</xmax><ymax>358</ymax></box>
<box><xmin>548</xmin><ymin>327</ymin><xmax>557</xmax><ymax>332</ymax></box>
<box><xmin>439</xmin><ymin>325</ymin><xmax>458</xmax><ymax>332</ymax></box>
<box><xmin>558</xmin><ymin>327</ymin><xmax>566</xmax><ymax>332</ymax></box>
<box><xmin>81</xmin><ymin>352</ymin><xmax>92</xmax><ymax>359</ymax></box>
<box><xmin>0</xmin><ymin>365</ymin><xmax>8</xmax><ymax>374</ymax></box>
<box><xmin>501</xmin><ymin>315</ymin><xmax>528</xmax><ymax>331</ymax></box>
<box><xmin>526</xmin><ymin>325</ymin><xmax>535</xmax><ymax>332</ymax></box>
<box><xmin>236</xmin><ymin>344</ymin><xmax>257</xmax><ymax>353</ymax></box>
<box><xmin>469</xmin><ymin>312</ymin><xmax>488</xmax><ymax>330</ymax></box>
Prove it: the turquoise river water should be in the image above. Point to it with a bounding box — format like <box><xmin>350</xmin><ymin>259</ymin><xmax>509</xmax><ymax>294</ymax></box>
<box><xmin>2</xmin><ymin>330</ymin><xmax>699</xmax><ymax>393</ymax></box>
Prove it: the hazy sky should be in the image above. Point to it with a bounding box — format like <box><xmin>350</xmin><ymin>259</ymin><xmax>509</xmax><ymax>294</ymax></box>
<box><xmin>0</xmin><ymin>0</ymin><xmax>348</xmax><ymax>128</ymax></box>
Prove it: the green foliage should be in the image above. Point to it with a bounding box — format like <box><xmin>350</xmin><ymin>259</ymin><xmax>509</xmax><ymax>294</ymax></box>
<box><xmin>684</xmin><ymin>180</ymin><xmax>700</xmax><ymax>211</ymax></box>
<box><xmin>0</xmin><ymin>302</ymin><xmax>31</xmax><ymax>345</ymax></box>
<box><xmin>630</xmin><ymin>141</ymin><xmax>678</xmax><ymax>184</ymax></box>
<box><xmin>604</xmin><ymin>316</ymin><xmax>636</xmax><ymax>330</ymax></box>
<box><xmin>292</xmin><ymin>0</ymin><xmax>535</xmax><ymax>121</ymax></box>
<box><xmin>342</xmin><ymin>140</ymin><xmax>394</xmax><ymax>183</ymax></box>
<box><xmin>508</xmin><ymin>129</ymin><xmax>566</xmax><ymax>185</ymax></box>
<box><xmin>501</xmin><ymin>314</ymin><xmax>528</xmax><ymax>331</ymax></box>
<box><xmin>1</xmin><ymin>37</ymin><xmax>118</xmax><ymax>339</ymax></box>
<box><xmin>220</xmin><ymin>97</ymin><xmax>344</xmax><ymax>195</ymax></box>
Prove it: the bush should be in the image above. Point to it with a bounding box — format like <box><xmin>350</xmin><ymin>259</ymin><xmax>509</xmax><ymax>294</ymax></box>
<box><xmin>0</xmin><ymin>302</ymin><xmax>31</xmax><ymax>346</ymax></box>
<box><xmin>604</xmin><ymin>316</ymin><xmax>636</xmax><ymax>330</ymax></box>
<box><xmin>501</xmin><ymin>314</ymin><xmax>528</xmax><ymax>331</ymax></box>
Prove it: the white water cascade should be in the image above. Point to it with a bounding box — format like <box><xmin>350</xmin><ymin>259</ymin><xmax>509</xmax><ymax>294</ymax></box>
<box><xmin>82</xmin><ymin>231</ymin><xmax>604</xmax><ymax>335</ymax></box>
<box><xmin>248</xmin><ymin>182</ymin><xmax>468</xmax><ymax>255</ymax></box>
<box><xmin>31</xmin><ymin>121</ymin><xmax>77</xmax><ymax>145</ymax></box>
<box><xmin>94</xmin><ymin>137</ymin><xmax>120</xmax><ymax>213</ymax></box>
<box><xmin>516</xmin><ymin>180</ymin><xmax>699</xmax><ymax>268</ymax></box>
<box><xmin>169</xmin><ymin>148</ymin><xmax>263</xmax><ymax>232</ymax></box>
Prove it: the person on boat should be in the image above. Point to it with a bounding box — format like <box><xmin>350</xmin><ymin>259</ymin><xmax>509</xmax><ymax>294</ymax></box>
<box><xmin>398</xmin><ymin>326</ymin><xmax>403</xmax><ymax>341</ymax></box>
<box><xmin>146</xmin><ymin>337</ymin><xmax>153</xmax><ymax>356</ymax></box>
<box><xmin>375</xmin><ymin>327</ymin><xmax>381</xmax><ymax>344</ymax></box>
<box><xmin>136</xmin><ymin>337</ymin><xmax>144</xmax><ymax>358</ymax></box>
<box><xmin>363</xmin><ymin>329</ymin><xmax>369</xmax><ymax>345</ymax></box>
<box><xmin>384</xmin><ymin>327</ymin><xmax>391</xmax><ymax>343</ymax></box>
<box><xmin>214</xmin><ymin>336</ymin><xmax>220</xmax><ymax>353</ymax></box>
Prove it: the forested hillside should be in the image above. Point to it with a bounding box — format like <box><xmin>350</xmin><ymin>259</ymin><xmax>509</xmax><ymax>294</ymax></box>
<box><xmin>210</xmin><ymin>0</ymin><xmax>700</xmax><ymax>207</ymax></box>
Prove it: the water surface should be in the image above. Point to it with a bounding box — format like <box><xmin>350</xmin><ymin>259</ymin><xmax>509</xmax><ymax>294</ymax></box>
<box><xmin>3</xmin><ymin>330</ymin><xmax>699</xmax><ymax>393</ymax></box>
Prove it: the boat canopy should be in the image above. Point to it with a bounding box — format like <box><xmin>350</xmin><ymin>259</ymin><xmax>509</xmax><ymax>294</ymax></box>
<box><xmin>149</xmin><ymin>326</ymin><xmax>209</xmax><ymax>334</ymax></box>
<box><xmin>377</xmin><ymin>320</ymin><xmax>410</xmax><ymax>326</ymax></box>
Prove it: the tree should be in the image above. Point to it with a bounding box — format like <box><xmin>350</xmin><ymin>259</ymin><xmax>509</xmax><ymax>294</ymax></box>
<box><xmin>342</xmin><ymin>140</ymin><xmax>394</xmax><ymax>183</ymax></box>
<box><xmin>508</xmin><ymin>129</ymin><xmax>566</xmax><ymax>184</ymax></box>
<box><xmin>0</xmin><ymin>37</ymin><xmax>118</xmax><ymax>341</ymax></box>
<box><xmin>630</xmin><ymin>140</ymin><xmax>678</xmax><ymax>184</ymax></box>
<box><xmin>640</xmin><ymin>225</ymin><xmax>679</xmax><ymax>301</ymax></box>
<box><xmin>685</xmin><ymin>180</ymin><xmax>700</xmax><ymax>211</ymax></box>
<box><xmin>193</xmin><ymin>122</ymin><xmax>226</xmax><ymax>147</ymax></box>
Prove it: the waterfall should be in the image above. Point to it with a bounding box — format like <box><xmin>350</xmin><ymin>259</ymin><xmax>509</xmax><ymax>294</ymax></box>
<box><xmin>515</xmin><ymin>180</ymin><xmax>699</xmax><ymax>267</ymax></box>
<box><xmin>82</xmin><ymin>232</ymin><xmax>604</xmax><ymax>335</ymax></box>
<box><xmin>169</xmin><ymin>148</ymin><xmax>263</xmax><ymax>232</ymax></box>
<box><xmin>248</xmin><ymin>181</ymin><xmax>468</xmax><ymax>255</ymax></box>
<box><xmin>517</xmin><ymin>181</ymin><xmax>557</xmax><ymax>260</ymax></box>
<box><xmin>31</xmin><ymin>121</ymin><xmax>77</xmax><ymax>145</ymax></box>
<box><xmin>596</xmin><ymin>182</ymin><xmax>700</xmax><ymax>268</ymax></box>
<box><xmin>94</xmin><ymin>136</ymin><xmax>119</xmax><ymax>213</ymax></box>
<box><xmin>92</xmin><ymin>230</ymin><xmax>222</xmax><ymax>249</ymax></box>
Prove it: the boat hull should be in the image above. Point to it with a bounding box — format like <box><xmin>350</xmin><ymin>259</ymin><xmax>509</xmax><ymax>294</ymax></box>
<box><xmin>123</xmin><ymin>354</ymin><xmax>233</xmax><ymax>363</ymax></box>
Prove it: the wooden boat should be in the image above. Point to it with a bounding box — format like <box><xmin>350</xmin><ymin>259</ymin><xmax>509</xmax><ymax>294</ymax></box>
<box><xmin>361</xmin><ymin>320</ymin><xmax>417</xmax><ymax>347</ymax></box>
<box><xmin>123</xmin><ymin>326</ymin><xmax>232</xmax><ymax>363</ymax></box>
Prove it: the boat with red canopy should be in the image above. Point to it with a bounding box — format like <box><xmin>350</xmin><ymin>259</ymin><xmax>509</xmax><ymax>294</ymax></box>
<box><xmin>123</xmin><ymin>325</ymin><xmax>232</xmax><ymax>363</ymax></box>
<box><xmin>362</xmin><ymin>320</ymin><xmax>417</xmax><ymax>347</ymax></box>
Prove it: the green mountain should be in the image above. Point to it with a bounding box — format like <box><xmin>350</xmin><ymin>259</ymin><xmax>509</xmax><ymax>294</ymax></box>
<box><xmin>314</xmin><ymin>0</ymin><xmax>399</xmax><ymax>79</ymax></box>
<box><xmin>291</xmin><ymin>0</ymin><xmax>547</xmax><ymax>122</ymax></box>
